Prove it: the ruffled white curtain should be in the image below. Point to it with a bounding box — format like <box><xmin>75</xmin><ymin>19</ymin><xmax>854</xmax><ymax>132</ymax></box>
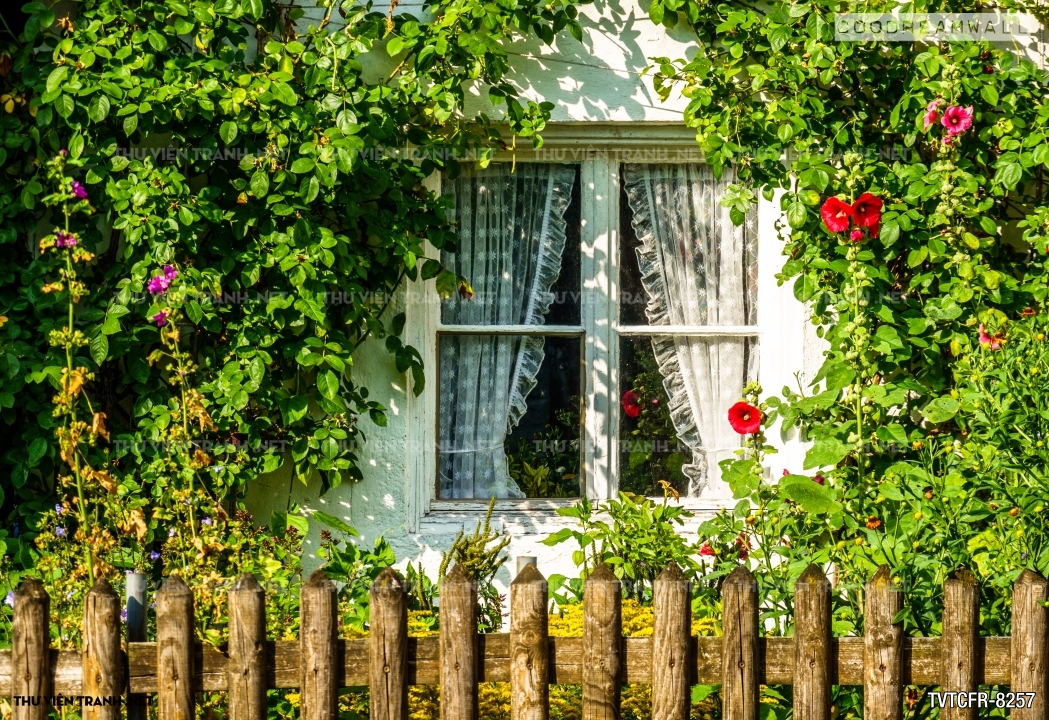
<box><xmin>438</xmin><ymin>164</ymin><xmax>575</xmax><ymax>499</ymax></box>
<box><xmin>624</xmin><ymin>164</ymin><xmax>758</xmax><ymax>498</ymax></box>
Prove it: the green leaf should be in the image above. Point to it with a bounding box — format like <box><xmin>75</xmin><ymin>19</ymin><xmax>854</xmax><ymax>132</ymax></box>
<box><xmin>387</xmin><ymin>36</ymin><xmax>405</xmax><ymax>56</ymax></box>
<box><xmin>291</xmin><ymin>158</ymin><xmax>315</xmax><ymax>173</ymax></box>
<box><xmin>250</xmin><ymin>170</ymin><xmax>269</xmax><ymax>197</ymax></box>
<box><xmin>923</xmin><ymin>396</ymin><xmax>960</xmax><ymax>424</ymax></box>
<box><xmin>720</xmin><ymin>458</ymin><xmax>759</xmax><ymax>499</ymax></box>
<box><xmin>786</xmin><ymin>201</ymin><xmax>807</xmax><ymax>229</ymax></box>
<box><xmin>317</xmin><ymin>370</ymin><xmax>340</xmax><ymax>401</ymax></box>
<box><xmin>219</xmin><ymin>121</ymin><xmax>238</xmax><ymax>144</ymax></box>
<box><xmin>779</xmin><ymin>476</ymin><xmax>841</xmax><ymax>514</ymax></box>
<box><xmin>28</xmin><ymin>437</ymin><xmax>48</xmax><ymax>464</ymax></box>
<box><xmin>54</xmin><ymin>94</ymin><xmax>75</xmax><ymax>118</ymax></box>
<box><xmin>312</xmin><ymin>511</ymin><xmax>359</xmax><ymax>536</ymax></box>
<box><xmin>286</xmin><ymin>514</ymin><xmax>309</xmax><ymax>535</ymax></box>
<box><xmin>87</xmin><ymin>94</ymin><xmax>111</xmax><ymax>123</ymax></box>
<box><xmin>648</xmin><ymin>0</ymin><xmax>665</xmax><ymax>24</ymax></box>
<box><xmin>804</xmin><ymin>438</ymin><xmax>850</xmax><ymax>469</ymax></box>
<box><xmin>46</xmin><ymin>66</ymin><xmax>69</xmax><ymax>94</ymax></box>
<box><xmin>89</xmin><ymin>334</ymin><xmax>109</xmax><ymax>365</ymax></box>
<box><xmin>280</xmin><ymin>395</ymin><xmax>310</xmax><ymax>424</ymax></box>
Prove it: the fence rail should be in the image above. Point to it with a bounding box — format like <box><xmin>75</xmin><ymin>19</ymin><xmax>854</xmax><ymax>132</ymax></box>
<box><xmin>1</xmin><ymin>563</ymin><xmax>1047</xmax><ymax>720</ymax></box>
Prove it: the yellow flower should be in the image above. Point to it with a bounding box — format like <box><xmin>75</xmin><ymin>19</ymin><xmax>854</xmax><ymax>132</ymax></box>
<box><xmin>285</xmin><ymin>693</ymin><xmax>300</xmax><ymax>707</ymax></box>
<box><xmin>0</xmin><ymin>315</ymin><xmax>7</xmax><ymax>328</ymax></box>
<box><xmin>913</xmin><ymin>512</ymin><xmax>922</xmax><ymax>520</ymax></box>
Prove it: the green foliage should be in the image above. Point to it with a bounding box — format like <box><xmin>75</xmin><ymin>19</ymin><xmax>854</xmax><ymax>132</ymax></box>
<box><xmin>506</xmin><ymin>397</ymin><xmax>581</xmax><ymax>498</ymax></box>
<box><xmin>438</xmin><ymin>496</ymin><xmax>510</xmax><ymax>631</ymax></box>
<box><xmin>0</xmin><ymin>0</ymin><xmax>586</xmax><ymax>577</ymax></box>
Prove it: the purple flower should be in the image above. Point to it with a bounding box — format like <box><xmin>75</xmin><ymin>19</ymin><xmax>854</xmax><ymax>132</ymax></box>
<box><xmin>201</xmin><ymin>516</ymin><xmax>212</xmax><ymax>526</ymax></box>
<box><xmin>55</xmin><ymin>504</ymin><xmax>64</xmax><ymax>514</ymax></box>
<box><xmin>163</xmin><ymin>264</ymin><xmax>178</xmax><ymax>280</ymax></box>
<box><xmin>149</xmin><ymin>551</ymin><xmax>161</xmax><ymax>561</ymax></box>
<box><xmin>55</xmin><ymin>231</ymin><xmax>77</xmax><ymax>248</ymax></box>
<box><xmin>4</xmin><ymin>591</ymin><xmax>14</xmax><ymax>607</ymax></box>
<box><xmin>147</xmin><ymin>275</ymin><xmax>171</xmax><ymax>294</ymax></box>
<box><xmin>152</xmin><ymin>311</ymin><xmax>169</xmax><ymax>327</ymax></box>
<box><xmin>120</xmin><ymin>608</ymin><xmax>128</xmax><ymax>624</ymax></box>
<box><xmin>71</xmin><ymin>180</ymin><xmax>88</xmax><ymax>200</ymax></box>
<box><xmin>55</xmin><ymin>527</ymin><xmax>66</xmax><ymax>538</ymax></box>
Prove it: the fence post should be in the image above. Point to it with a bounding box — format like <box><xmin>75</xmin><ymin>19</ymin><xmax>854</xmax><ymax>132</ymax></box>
<box><xmin>125</xmin><ymin>571</ymin><xmax>148</xmax><ymax>720</ymax></box>
<box><xmin>11</xmin><ymin>577</ymin><xmax>50</xmax><ymax>720</ymax></box>
<box><xmin>370</xmin><ymin>567</ymin><xmax>408</xmax><ymax>720</ymax></box>
<box><xmin>864</xmin><ymin>566</ymin><xmax>903</xmax><ymax>720</ymax></box>
<box><xmin>228</xmin><ymin>574</ymin><xmax>267</xmax><ymax>720</ymax></box>
<box><xmin>1011</xmin><ymin>570</ymin><xmax>1048</xmax><ymax>720</ymax></box>
<box><xmin>583</xmin><ymin>563</ymin><xmax>622</xmax><ymax>720</ymax></box>
<box><xmin>510</xmin><ymin>563</ymin><xmax>549</xmax><ymax>720</ymax></box>
<box><xmin>83</xmin><ymin>578</ymin><xmax>123</xmax><ymax>720</ymax></box>
<box><xmin>722</xmin><ymin>566</ymin><xmax>759</xmax><ymax>720</ymax></box>
<box><xmin>942</xmin><ymin>568</ymin><xmax>979</xmax><ymax>720</ymax></box>
<box><xmin>794</xmin><ymin>565</ymin><xmax>831</xmax><ymax>720</ymax></box>
<box><xmin>301</xmin><ymin>569</ymin><xmax>338</xmax><ymax>720</ymax></box>
<box><xmin>156</xmin><ymin>574</ymin><xmax>194</xmax><ymax>720</ymax></box>
<box><xmin>652</xmin><ymin>562</ymin><xmax>690</xmax><ymax>720</ymax></box>
<box><xmin>440</xmin><ymin>565</ymin><xmax>478</xmax><ymax>720</ymax></box>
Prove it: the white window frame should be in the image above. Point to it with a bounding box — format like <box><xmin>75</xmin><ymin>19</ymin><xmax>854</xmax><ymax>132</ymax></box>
<box><xmin>405</xmin><ymin>124</ymin><xmax>814</xmax><ymax>530</ymax></box>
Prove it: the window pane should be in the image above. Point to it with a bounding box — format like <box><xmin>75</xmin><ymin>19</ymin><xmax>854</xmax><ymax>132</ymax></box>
<box><xmin>618</xmin><ymin>164</ymin><xmax>758</xmax><ymax>327</ymax></box>
<box><xmin>618</xmin><ymin>335</ymin><xmax>757</xmax><ymax>498</ymax></box>
<box><xmin>439</xmin><ymin>334</ymin><xmax>581</xmax><ymax>499</ymax></box>
<box><xmin>440</xmin><ymin>164</ymin><xmax>581</xmax><ymax>327</ymax></box>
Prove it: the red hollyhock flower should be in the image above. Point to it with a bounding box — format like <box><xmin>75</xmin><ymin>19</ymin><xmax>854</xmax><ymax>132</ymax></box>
<box><xmin>621</xmin><ymin>390</ymin><xmax>641</xmax><ymax>418</ymax></box>
<box><xmin>852</xmin><ymin>193</ymin><xmax>882</xmax><ymax>228</ymax></box>
<box><xmin>728</xmin><ymin>401</ymin><xmax>761</xmax><ymax>435</ymax></box>
<box><xmin>813</xmin><ymin>474</ymin><xmax>825</xmax><ymax>485</ymax></box>
<box><xmin>820</xmin><ymin>196</ymin><xmax>853</xmax><ymax>233</ymax></box>
<box><xmin>735</xmin><ymin>533</ymin><xmax>751</xmax><ymax>560</ymax></box>
<box><xmin>699</xmin><ymin>543</ymin><xmax>715</xmax><ymax>557</ymax></box>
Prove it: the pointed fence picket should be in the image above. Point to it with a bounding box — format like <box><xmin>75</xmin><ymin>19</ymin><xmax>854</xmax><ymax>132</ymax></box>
<box><xmin>1</xmin><ymin>564</ymin><xmax>1045</xmax><ymax>720</ymax></box>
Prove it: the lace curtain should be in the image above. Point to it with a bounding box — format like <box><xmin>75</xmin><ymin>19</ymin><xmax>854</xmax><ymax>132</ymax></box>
<box><xmin>438</xmin><ymin>164</ymin><xmax>576</xmax><ymax>499</ymax></box>
<box><xmin>624</xmin><ymin>164</ymin><xmax>758</xmax><ymax>498</ymax></box>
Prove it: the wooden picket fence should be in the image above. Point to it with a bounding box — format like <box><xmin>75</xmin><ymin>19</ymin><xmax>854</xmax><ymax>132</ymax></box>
<box><xmin>1</xmin><ymin>562</ymin><xmax>1048</xmax><ymax>720</ymax></box>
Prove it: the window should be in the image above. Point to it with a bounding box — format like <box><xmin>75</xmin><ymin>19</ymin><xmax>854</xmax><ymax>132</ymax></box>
<box><xmin>410</xmin><ymin>143</ymin><xmax>791</xmax><ymax>518</ymax></box>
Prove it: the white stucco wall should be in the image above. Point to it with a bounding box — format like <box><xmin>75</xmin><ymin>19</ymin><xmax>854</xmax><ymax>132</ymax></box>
<box><xmin>246</xmin><ymin>0</ymin><xmax>821</xmax><ymax>599</ymax></box>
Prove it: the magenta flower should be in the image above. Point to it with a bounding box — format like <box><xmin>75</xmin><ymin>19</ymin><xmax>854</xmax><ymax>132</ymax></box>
<box><xmin>71</xmin><ymin>180</ymin><xmax>88</xmax><ymax>200</ymax></box>
<box><xmin>152</xmin><ymin>311</ymin><xmax>169</xmax><ymax>327</ymax></box>
<box><xmin>978</xmin><ymin>324</ymin><xmax>1003</xmax><ymax>350</ymax></box>
<box><xmin>55</xmin><ymin>231</ymin><xmax>77</xmax><ymax>248</ymax></box>
<box><xmin>163</xmin><ymin>264</ymin><xmax>178</xmax><ymax>280</ymax></box>
<box><xmin>942</xmin><ymin>106</ymin><xmax>974</xmax><ymax>136</ymax></box>
<box><xmin>59</xmin><ymin>149</ymin><xmax>67</xmax><ymax>157</ymax></box>
<box><xmin>923</xmin><ymin>99</ymin><xmax>942</xmax><ymax>131</ymax></box>
<box><xmin>147</xmin><ymin>275</ymin><xmax>171</xmax><ymax>294</ymax></box>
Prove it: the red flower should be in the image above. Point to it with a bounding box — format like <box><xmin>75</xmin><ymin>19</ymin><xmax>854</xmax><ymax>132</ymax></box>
<box><xmin>621</xmin><ymin>390</ymin><xmax>641</xmax><ymax>418</ymax></box>
<box><xmin>852</xmin><ymin>193</ymin><xmax>882</xmax><ymax>232</ymax></box>
<box><xmin>850</xmin><ymin>228</ymin><xmax>864</xmax><ymax>243</ymax></box>
<box><xmin>813</xmin><ymin>474</ymin><xmax>825</xmax><ymax>486</ymax></box>
<box><xmin>820</xmin><ymin>196</ymin><xmax>853</xmax><ymax>233</ymax></box>
<box><xmin>699</xmin><ymin>543</ymin><xmax>715</xmax><ymax>557</ymax></box>
<box><xmin>942</xmin><ymin>106</ymin><xmax>974</xmax><ymax>136</ymax></box>
<box><xmin>728</xmin><ymin>401</ymin><xmax>761</xmax><ymax>435</ymax></box>
<box><xmin>735</xmin><ymin>533</ymin><xmax>751</xmax><ymax>560</ymax></box>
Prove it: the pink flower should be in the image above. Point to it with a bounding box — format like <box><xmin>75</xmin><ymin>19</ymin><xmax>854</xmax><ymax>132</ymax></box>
<box><xmin>942</xmin><ymin>106</ymin><xmax>974</xmax><ymax>136</ymax></box>
<box><xmin>923</xmin><ymin>99</ymin><xmax>942</xmax><ymax>131</ymax></box>
<box><xmin>820</xmin><ymin>197</ymin><xmax>853</xmax><ymax>234</ymax></box>
<box><xmin>782</xmin><ymin>469</ymin><xmax>790</xmax><ymax>476</ymax></box>
<box><xmin>813</xmin><ymin>474</ymin><xmax>825</xmax><ymax>486</ymax></box>
<box><xmin>58</xmin><ymin>149</ymin><xmax>67</xmax><ymax>156</ymax></box>
<box><xmin>850</xmin><ymin>228</ymin><xmax>863</xmax><ymax>242</ymax></box>
<box><xmin>70</xmin><ymin>180</ymin><xmax>88</xmax><ymax>200</ymax></box>
<box><xmin>147</xmin><ymin>275</ymin><xmax>171</xmax><ymax>294</ymax></box>
<box><xmin>55</xmin><ymin>231</ymin><xmax>77</xmax><ymax>248</ymax></box>
<box><xmin>152</xmin><ymin>311</ymin><xmax>169</xmax><ymax>327</ymax></box>
<box><xmin>699</xmin><ymin>543</ymin><xmax>716</xmax><ymax>557</ymax></box>
<box><xmin>163</xmin><ymin>264</ymin><xmax>178</xmax><ymax>280</ymax></box>
<box><xmin>621</xmin><ymin>390</ymin><xmax>641</xmax><ymax>418</ymax></box>
<box><xmin>978</xmin><ymin>324</ymin><xmax>1003</xmax><ymax>350</ymax></box>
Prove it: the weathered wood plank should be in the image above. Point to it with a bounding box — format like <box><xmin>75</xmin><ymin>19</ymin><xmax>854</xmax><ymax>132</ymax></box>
<box><xmin>583</xmin><ymin>564</ymin><xmax>621</xmax><ymax>720</ymax></box>
<box><xmin>652</xmin><ymin>563</ymin><xmax>690</xmax><ymax>720</ymax></box>
<box><xmin>83</xmin><ymin>579</ymin><xmax>123</xmax><ymax>720</ymax></box>
<box><xmin>301</xmin><ymin>570</ymin><xmax>338</xmax><ymax>720</ymax></box>
<box><xmin>794</xmin><ymin>565</ymin><xmax>831</xmax><ymax>720</ymax></box>
<box><xmin>1011</xmin><ymin>570</ymin><xmax>1048</xmax><ymax>720</ymax></box>
<box><xmin>370</xmin><ymin>567</ymin><xmax>409</xmax><ymax>720</ymax></box>
<box><xmin>228</xmin><ymin>574</ymin><xmax>267</xmax><ymax>720</ymax></box>
<box><xmin>864</xmin><ymin>566</ymin><xmax>903</xmax><ymax>720</ymax></box>
<box><xmin>722</xmin><ymin>566</ymin><xmax>759</xmax><ymax>720</ymax></box>
<box><xmin>942</xmin><ymin>569</ymin><xmax>979</xmax><ymax>720</ymax></box>
<box><xmin>511</xmin><ymin>564</ymin><xmax>548</xmax><ymax>720</ymax></box>
<box><xmin>440</xmin><ymin>565</ymin><xmax>478</xmax><ymax>720</ymax></box>
<box><xmin>11</xmin><ymin>577</ymin><xmax>51</xmax><ymax>720</ymax></box>
<box><xmin>156</xmin><ymin>575</ymin><xmax>194</xmax><ymax>720</ymax></box>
